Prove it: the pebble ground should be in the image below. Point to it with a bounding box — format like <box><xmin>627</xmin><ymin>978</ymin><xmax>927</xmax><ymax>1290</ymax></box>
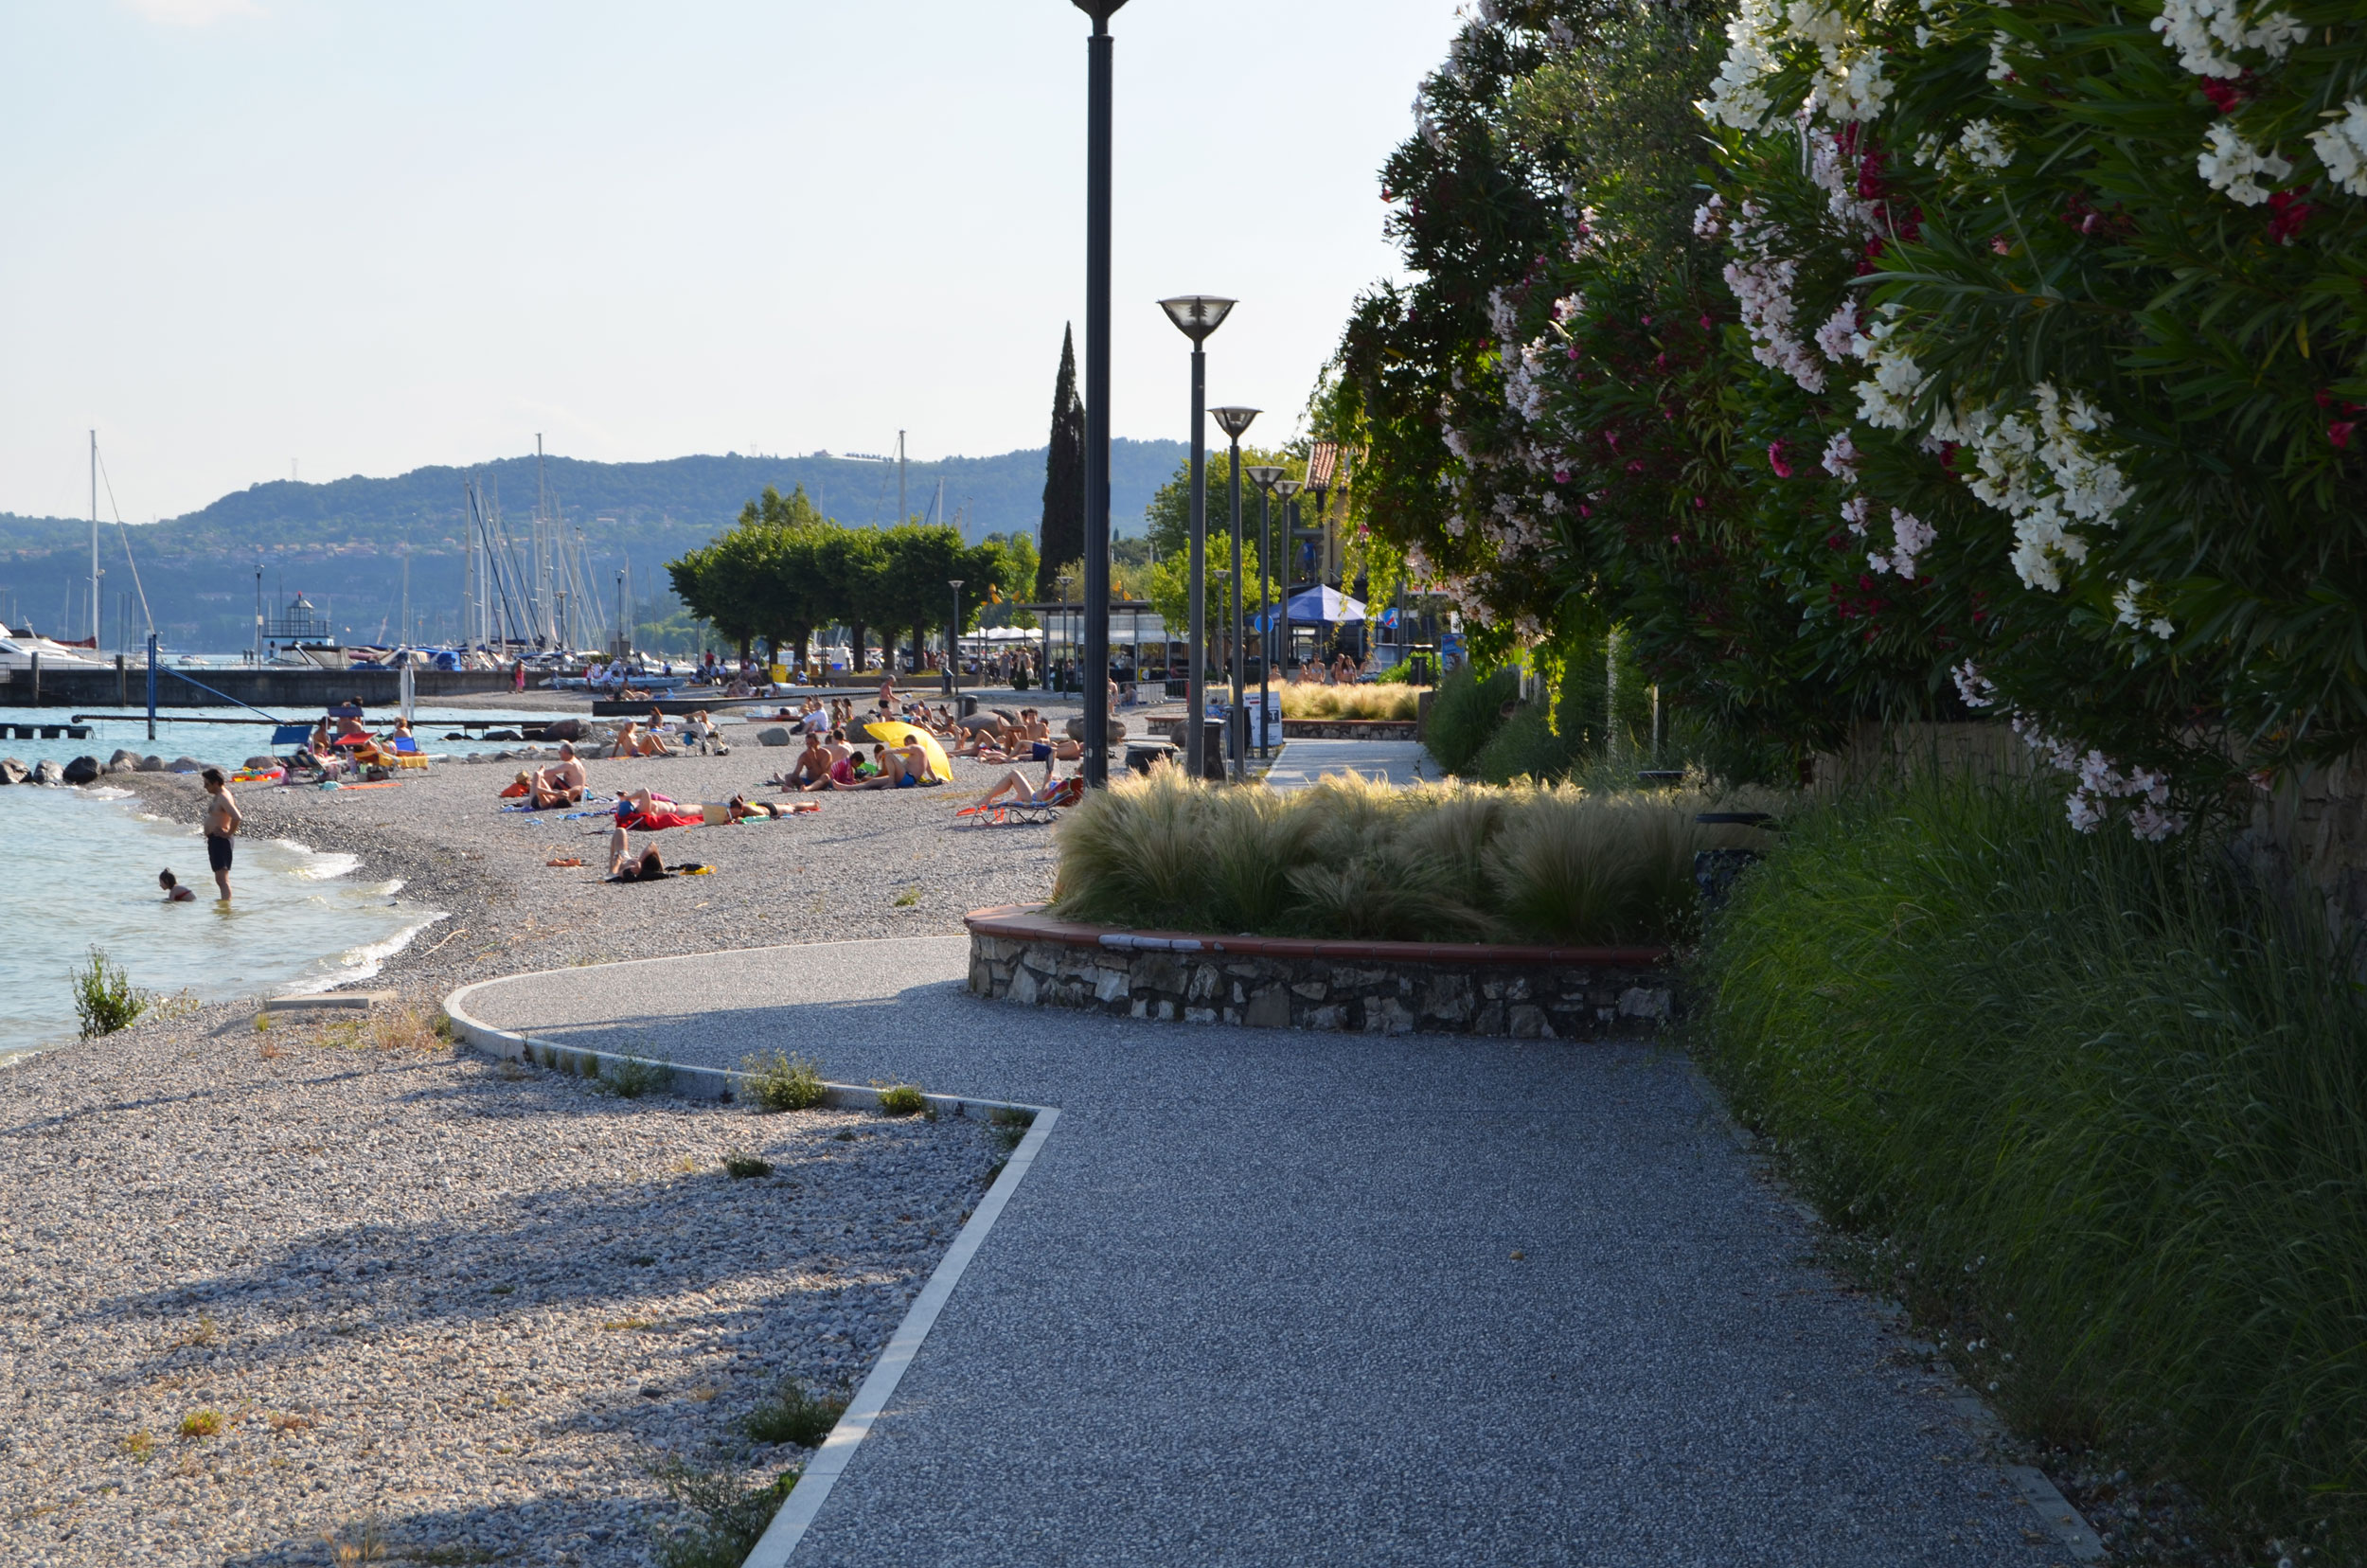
<box><xmin>1</xmin><ymin>720</ymin><xmax>1050</xmax><ymax>1567</ymax></box>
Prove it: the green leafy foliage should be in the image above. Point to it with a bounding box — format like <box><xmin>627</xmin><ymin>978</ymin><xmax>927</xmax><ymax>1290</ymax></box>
<box><xmin>740</xmin><ymin>1050</ymin><xmax>827</xmax><ymax>1114</ymax></box>
<box><xmin>741</xmin><ymin>1378</ymin><xmax>850</xmax><ymax>1449</ymax></box>
<box><xmin>72</xmin><ymin>948</ymin><xmax>147</xmax><ymax>1039</ymax></box>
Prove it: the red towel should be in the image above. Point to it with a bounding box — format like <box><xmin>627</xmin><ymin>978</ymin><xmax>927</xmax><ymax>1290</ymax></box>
<box><xmin>618</xmin><ymin>810</ymin><xmax>703</xmax><ymax>832</ymax></box>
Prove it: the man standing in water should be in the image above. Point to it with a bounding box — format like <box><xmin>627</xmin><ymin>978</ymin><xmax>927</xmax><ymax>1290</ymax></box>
<box><xmin>200</xmin><ymin>768</ymin><xmax>242</xmax><ymax>901</ymax></box>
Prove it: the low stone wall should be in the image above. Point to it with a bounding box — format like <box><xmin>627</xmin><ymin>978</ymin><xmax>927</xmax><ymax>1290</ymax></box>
<box><xmin>1278</xmin><ymin>719</ymin><xmax>1418</xmax><ymax>739</ymax></box>
<box><xmin>965</xmin><ymin>905</ymin><xmax>1674</xmax><ymax>1039</ymax></box>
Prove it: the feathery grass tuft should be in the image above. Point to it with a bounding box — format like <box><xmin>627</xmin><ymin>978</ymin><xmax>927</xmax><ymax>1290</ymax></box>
<box><xmin>1278</xmin><ymin>685</ymin><xmax>1423</xmax><ymax>721</ymax></box>
<box><xmin>1053</xmin><ymin>769</ymin><xmax>1774</xmax><ymax>945</ymax></box>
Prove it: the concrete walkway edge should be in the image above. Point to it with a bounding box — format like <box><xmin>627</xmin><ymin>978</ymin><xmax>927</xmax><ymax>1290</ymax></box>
<box><xmin>743</xmin><ymin>1108</ymin><xmax>1061</xmax><ymax>1567</ymax></box>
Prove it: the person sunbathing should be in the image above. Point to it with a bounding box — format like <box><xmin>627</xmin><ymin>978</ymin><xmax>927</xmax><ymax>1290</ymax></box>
<box><xmin>613</xmin><ymin>722</ymin><xmax>674</xmax><ymax>757</ymax></box>
<box><xmin>777</xmin><ymin>732</ymin><xmax>833</xmax><ymax>789</ymax></box>
<box><xmin>529</xmin><ymin>742</ymin><xmax>585</xmax><ymax>808</ymax></box>
<box><xmin>607</xmin><ymin>834</ymin><xmax>670</xmax><ymax>881</ymax></box>
<box><xmin>964</xmin><ymin>766</ymin><xmax>1085</xmax><ymax>813</ymax></box>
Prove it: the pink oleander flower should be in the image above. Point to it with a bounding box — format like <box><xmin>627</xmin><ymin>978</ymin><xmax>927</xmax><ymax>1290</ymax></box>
<box><xmin>1768</xmin><ymin>441</ymin><xmax>1793</xmax><ymax>478</ymax></box>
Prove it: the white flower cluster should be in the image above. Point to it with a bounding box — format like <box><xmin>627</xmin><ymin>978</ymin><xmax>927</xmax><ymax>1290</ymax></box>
<box><xmin>1808</xmin><ymin>132</ymin><xmax>1882</xmax><ymax>234</ymax></box>
<box><xmin>1822</xmin><ymin>429</ymin><xmax>1860</xmax><ymax>482</ymax></box>
<box><xmin>1698</xmin><ymin>0</ymin><xmax>1891</xmax><ymax>132</ymax></box>
<box><xmin>1693</xmin><ymin>192</ymin><xmax>1728</xmax><ymax>239</ymax></box>
<box><xmin>2311</xmin><ymin>102</ymin><xmax>2367</xmax><ymax>198</ymax></box>
<box><xmin>1986</xmin><ymin>30</ymin><xmax>2016</xmax><ymax>80</ymax></box>
<box><xmin>1852</xmin><ymin>316</ymin><xmax>1927</xmax><ymax>429</ymax></box>
<box><xmin>1940</xmin><ymin>383</ymin><xmax>2135</xmax><ymax>592</ymax></box>
<box><xmin>1867</xmin><ymin>508</ymin><xmax>1936</xmax><ymax>578</ymax></box>
<box><xmin>1841</xmin><ymin>493</ymin><xmax>1873</xmax><ymax>535</ymax></box>
<box><xmin>1723</xmin><ymin>201</ymin><xmax>1827</xmax><ymax>392</ymax></box>
<box><xmin>2112</xmin><ymin>578</ymin><xmax>2176</xmax><ymax>640</ymax></box>
<box><xmin>1815</xmin><ymin>300</ymin><xmax>1862</xmax><ymax>363</ymax></box>
<box><xmin>1958</xmin><ymin>118</ymin><xmax>2013</xmax><ymax>169</ymax></box>
<box><xmin>2012</xmin><ymin>715</ymin><xmax>2187</xmax><ymax>840</ymax></box>
<box><xmin>2198</xmin><ymin>124</ymin><xmax>2293</xmax><ymax>205</ymax></box>
<box><xmin>2148</xmin><ymin>0</ymin><xmax>2305</xmax><ymax>79</ymax></box>
<box><xmin>1951</xmin><ymin>659</ymin><xmax>1997</xmax><ymax>708</ymax></box>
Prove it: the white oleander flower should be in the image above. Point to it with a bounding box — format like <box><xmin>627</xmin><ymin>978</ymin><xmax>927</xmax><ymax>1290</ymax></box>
<box><xmin>2198</xmin><ymin>123</ymin><xmax>2293</xmax><ymax>205</ymax></box>
<box><xmin>2150</xmin><ymin>0</ymin><xmax>2305</xmax><ymax>78</ymax></box>
<box><xmin>1958</xmin><ymin>118</ymin><xmax>2013</xmax><ymax>169</ymax></box>
<box><xmin>2309</xmin><ymin>101</ymin><xmax>2367</xmax><ymax>198</ymax></box>
<box><xmin>1868</xmin><ymin>508</ymin><xmax>1935</xmax><ymax>579</ymax></box>
<box><xmin>1814</xmin><ymin>300</ymin><xmax>1863</xmax><ymax>363</ymax></box>
<box><xmin>1822</xmin><ymin>430</ymin><xmax>1860</xmax><ymax>482</ymax></box>
<box><xmin>1951</xmin><ymin>660</ymin><xmax>1997</xmax><ymax>708</ymax></box>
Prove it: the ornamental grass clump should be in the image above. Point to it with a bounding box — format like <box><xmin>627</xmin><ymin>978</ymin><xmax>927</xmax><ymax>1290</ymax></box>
<box><xmin>1278</xmin><ymin>685</ymin><xmax>1423</xmax><ymax>722</ymax></box>
<box><xmin>1052</xmin><ymin>765</ymin><xmax>1772</xmax><ymax>946</ymax></box>
<box><xmin>1697</xmin><ymin>772</ymin><xmax>2367</xmax><ymax>1553</ymax></box>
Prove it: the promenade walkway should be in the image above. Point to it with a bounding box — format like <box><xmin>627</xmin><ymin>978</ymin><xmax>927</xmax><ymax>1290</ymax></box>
<box><xmin>1262</xmin><ymin>737</ymin><xmax>1432</xmax><ymax>790</ymax></box>
<box><xmin>458</xmin><ymin>937</ymin><xmax>2068</xmax><ymax>1567</ymax></box>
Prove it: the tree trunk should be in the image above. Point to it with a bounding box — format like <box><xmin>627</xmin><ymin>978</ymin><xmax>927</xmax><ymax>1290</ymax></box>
<box><xmin>848</xmin><ymin>624</ymin><xmax>867</xmax><ymax>674</ymax></box>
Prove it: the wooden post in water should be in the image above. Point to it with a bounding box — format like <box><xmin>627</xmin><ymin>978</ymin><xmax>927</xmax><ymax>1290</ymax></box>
<box><xmin>27</xmin><ymin>650</ymin><xmax>38</xmax><ymax>708</ymax></box>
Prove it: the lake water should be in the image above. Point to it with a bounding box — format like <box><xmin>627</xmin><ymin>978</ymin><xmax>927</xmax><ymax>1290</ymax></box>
<box><xmin>0</xmin><ymin>704</ymin><xmax>520</xmax><ymax>1063</ymax></box>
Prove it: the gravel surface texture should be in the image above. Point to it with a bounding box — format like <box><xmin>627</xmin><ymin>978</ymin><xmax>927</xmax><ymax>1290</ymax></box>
<box><xmin>466</xmin><ymin>939</ymin><xmax>2078</xmax><ymax>1568</ymax></box>
<box><xmin>0</xmin><ymin>1003</ymin><xmax>1003</xmax><ymax>1568</ymax></box>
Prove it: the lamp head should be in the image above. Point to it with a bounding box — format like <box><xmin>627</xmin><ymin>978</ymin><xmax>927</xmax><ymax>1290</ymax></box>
<box><xmin>1211</xmin><ymin>406</ymin><xmax>1260</xmax><ymax>441</ymax></box>
<box><xmin>1072</xmin><ymin>0</ymin><xmax>1128</xmax><ymax>30</ymax></box>
<box><xmin>949</xmin><ymin>579</ymin><xmax>965</xmax><ymax>590</ymax></box>
<box><xmin>1243</xmin><ymin>465</ymin><xmax>1285</xmax><ymax>492</ymax></box>
<box><xmin>1273</xmin><ymin>477</ymin><xmax>1304</xmax><ymax>499</ymax></box>
<box><xmin>1159</xmin><ymin>295</ymin><xmax>1235</xmax><ymax>344</ymax></box>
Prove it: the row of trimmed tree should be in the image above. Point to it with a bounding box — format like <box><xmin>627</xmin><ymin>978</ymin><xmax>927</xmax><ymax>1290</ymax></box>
<box><xmin>666</xmin><ymin>484</ymin><xmax>1025</xmax><ymax>672</ymax></box>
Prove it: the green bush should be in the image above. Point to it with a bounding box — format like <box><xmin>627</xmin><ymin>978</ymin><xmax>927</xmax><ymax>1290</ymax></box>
<box><xmin>72</xmin><ymin>948</ymin><xmax>147</xmax><ymax>1039</ymax></box>
<box><xmin>1421</xmin><ymin>665</ymin><xmax>1517</xmax><ymax>775</ymax></box>
<box><xmin>1055</xmin><ymin>766</ymin><xmax>1775</xmax><ymax>945</ymax></box>
<box><xmin>740</xmin><ymin>1050</ymin><xmax>827</xmax><ymax>1113</ymax></box>
<box><xmin>598</xmin><ymin>1057</ymin><xmax>671</xmax><ymax>1099</ymax></box>
<box><xmin>874</xmin><ymin>1083</ymin><xmax>929</xmax><ymax>1118</ymax></box>
<box><xmin>1696</xmin><ymin>775</ymin><xmax>2367</xmax><ymax>1551</ymax></box>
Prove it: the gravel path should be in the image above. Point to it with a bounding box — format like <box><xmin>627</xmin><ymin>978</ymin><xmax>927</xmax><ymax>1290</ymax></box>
<box><xmin>465</xmin><ymin>940</ymin><xmax>2074</xmax><ymax>1568</ymax></box>
<box><xmin>0</xmin><ymin>1002</ymin><xmax>1005</xmax><ymax>1568</ymax></box>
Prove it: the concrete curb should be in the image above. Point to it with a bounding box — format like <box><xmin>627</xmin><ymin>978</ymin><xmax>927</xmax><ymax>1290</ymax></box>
<box><xmin>439</xmin><ymin>958</ymin><xmax>1059</xmax><ymax>1566</ymax></box>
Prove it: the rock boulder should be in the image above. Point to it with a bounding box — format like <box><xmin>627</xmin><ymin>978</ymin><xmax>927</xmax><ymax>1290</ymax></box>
<box><xmin>61</xmin><ymin>756</ymin><xmax>100</xmax><ymax>785</ymax></box>
<box><xmin>0</xmin><ymin>757</ymin><xmax>25</xmax><ymax>785</ymax></box>
<box><xmin>32</xmin><ymin>759</ymin><xmax>64</xmax><ymax>786</ymax></box>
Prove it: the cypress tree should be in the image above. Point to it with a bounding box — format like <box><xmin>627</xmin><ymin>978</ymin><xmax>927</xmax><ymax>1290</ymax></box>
<box><xmin>1035</xmin><ymin>325</ymin><xmax>1085</xmax><ymax>601</ymax></box>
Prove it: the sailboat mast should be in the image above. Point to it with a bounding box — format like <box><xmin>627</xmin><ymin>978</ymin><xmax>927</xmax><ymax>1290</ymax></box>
<box><xmin>535</xmin><ymin>435</ymin><xmax>552</xmax><ymax>646</ymax></box>
<box><xmin>89</xmin><ymin>431</ymin><xmax>99</xmax><ymax>647</ymax></box>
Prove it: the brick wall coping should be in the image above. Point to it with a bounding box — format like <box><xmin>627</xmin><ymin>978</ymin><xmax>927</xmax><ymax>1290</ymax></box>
<box><xmin>963</xmin><ymin>904</ymin><xmax>1669</xmax><ymax>969</ymax></box>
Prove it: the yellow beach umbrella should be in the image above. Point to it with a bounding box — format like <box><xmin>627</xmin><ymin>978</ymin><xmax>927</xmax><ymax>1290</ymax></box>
<box><xmin>864</xmin><ymin>721</ymin><xmax>952</xmax><ymax>782</ymax></box>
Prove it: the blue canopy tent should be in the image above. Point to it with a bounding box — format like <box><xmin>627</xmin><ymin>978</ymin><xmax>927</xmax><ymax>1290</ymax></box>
<box><xmin>1256</xmin><ymin>585</ymin><xmax>1365</xmax><ymax>628</ymax></box>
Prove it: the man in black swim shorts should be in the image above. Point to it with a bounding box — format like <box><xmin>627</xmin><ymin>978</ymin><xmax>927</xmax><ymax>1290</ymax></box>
<box><xmin>201</xmin><ymin>767</ymin><xmax>242</xmax><ymax>901</ymax></box>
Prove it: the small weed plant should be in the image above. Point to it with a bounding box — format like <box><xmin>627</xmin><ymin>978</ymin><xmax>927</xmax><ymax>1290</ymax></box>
<box><xmin>599</xmin><ymin>1057</ymin><xmax>671</xmax><ymax>1099</ymax></box>
<box><xmin>741</xmin><ymin>1050</ymin><xmax>826</xmax><ymax>1113</ymax></box>
<box><xmin>648</xmin><ymin>1456</ymin><xmax>795</xmax><ymax>1568</ymax></box>
<box><xmin>178</xmin><ymin>1409</ymin><xmax>224</xmax><ymax>1440</ymax></box>
<box><xmin>120</xmin><ymin>1430</ymin><xmax>156</xmax><ymax>1460</ymax></box>
<box><xmin>72</xmin><ymin>948</ymin><xmax>147</xmax><ymax>1039</ymax></box>
<box><xmin>722</xmin><ymin>1151</ymin><xmax>773</xmax><ymax>1179</ymax></box>
<box><xmin>874</xmin><ymin>1083</ymin><xmax>928</xmax><ymax>1118</ymax></box>
<box><xmin>741</xmin><ymin>1377</ymin><xmax>850</xmax><ymax>1449</ymax></box>
<box><xmin>891</xmin><ymin>885</ymin><xmax>921</xmax><ymax>907</ymax></box>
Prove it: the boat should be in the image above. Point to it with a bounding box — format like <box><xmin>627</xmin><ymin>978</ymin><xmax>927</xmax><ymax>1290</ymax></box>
<box><xmin>0</xmin><ymin>624</ymin><xmax>114</xmax><ymax>670</ymax></box>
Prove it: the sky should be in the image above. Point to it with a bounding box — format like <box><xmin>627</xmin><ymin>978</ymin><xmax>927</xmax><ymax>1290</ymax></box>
<box><xmin>0</xmin><ymin>0</ymin><xmax>1464</xmax><ymax>523</ymax></box>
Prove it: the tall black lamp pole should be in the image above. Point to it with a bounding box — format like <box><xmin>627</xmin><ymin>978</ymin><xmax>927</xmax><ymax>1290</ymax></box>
<box><xmin>1075</xmin><ymin>0</ymin><xmax>1126</xmax><ymax>785</ymax></box>
<box><xmin>1211</xmin><ymin>407</ymin><xmax>1258</xmax><ymax>781</ymax></box>
<box><xmin>1244</xmin><ymin>465</ymin><xmax>1283</xmax><ymax>759</ymax></box>
<box><xmin>947</xmin><ymin>579</ymin><xmax>964</xmax><ymax>700</ymax></box>
<box><xmin>1159</xmin><ymin>296</ymin><xmax>1235</xmax><ymax>780</ymax></box>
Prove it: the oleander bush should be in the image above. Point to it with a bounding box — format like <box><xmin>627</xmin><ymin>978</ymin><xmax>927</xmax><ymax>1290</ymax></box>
<box><xmin>1054</xmin><ymin>765</ymin><xmax>1778</xmax><ymax>944</ymax></box>
<box><xmin>1696</xmin><ymin>774</ymin><xmax>2367</xmax><ymax>1551</ymax></box>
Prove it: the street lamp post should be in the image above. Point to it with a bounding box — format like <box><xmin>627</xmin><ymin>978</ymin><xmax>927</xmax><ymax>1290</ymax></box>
<box><xmin>1244</xmin><ymin>465</ymin><xmax>1284</xmax><ymax>758</ymax></box>
<box><xmin>1273</xmin><ymin>477</ymin><xmax>1302</xmax><ymax>689</ymax></box>
<box><xmin>1158</xmin><ymin>296</ymin><xmax>1235</xmax><ymax>781</ymax></box>
<box><xmin>1073</xmin><ymin>0</ymin><xmax>1127</xmax><ymax>786</ymax></box>
<box><xmin>947</xmin><ymin>579</ymin><xmax>964</xmax><ymax>700</ymax></box>
<box><xmin>1211</xmin><ymin>406</ymin><xmax>1258</xmax><ymax>780</ymax></box>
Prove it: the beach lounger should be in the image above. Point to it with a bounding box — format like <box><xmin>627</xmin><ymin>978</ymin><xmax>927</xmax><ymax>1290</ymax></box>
<box><xmin>391</xmin><ymin>736</ymin><xmax>429</xmax><ymax>770</ymax></box>
<box><xmin>954</xmin><ymin>776</ymin><xmax>1085</xmax><ymax>827</ymax></box>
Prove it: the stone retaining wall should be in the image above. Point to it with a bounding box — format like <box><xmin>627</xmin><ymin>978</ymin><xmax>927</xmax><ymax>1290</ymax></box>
<box><xmin>965</xmin><ymin>906</ymin><xmax>1674</xmax><ymax>1039</ymax></box>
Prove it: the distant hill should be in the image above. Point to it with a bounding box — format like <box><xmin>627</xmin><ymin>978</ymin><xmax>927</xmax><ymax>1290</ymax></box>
<box><xmin>0</xmin><ymin>440</ymin><xmax>1185</xmax><ymax>652</ymax></box>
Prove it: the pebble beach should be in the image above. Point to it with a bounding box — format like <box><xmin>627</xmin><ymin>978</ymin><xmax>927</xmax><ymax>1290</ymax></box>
<box><xmin>0</xmin><ymin>714</ymin><xmax>1066</xmax><ymax>1565</ymax></box>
